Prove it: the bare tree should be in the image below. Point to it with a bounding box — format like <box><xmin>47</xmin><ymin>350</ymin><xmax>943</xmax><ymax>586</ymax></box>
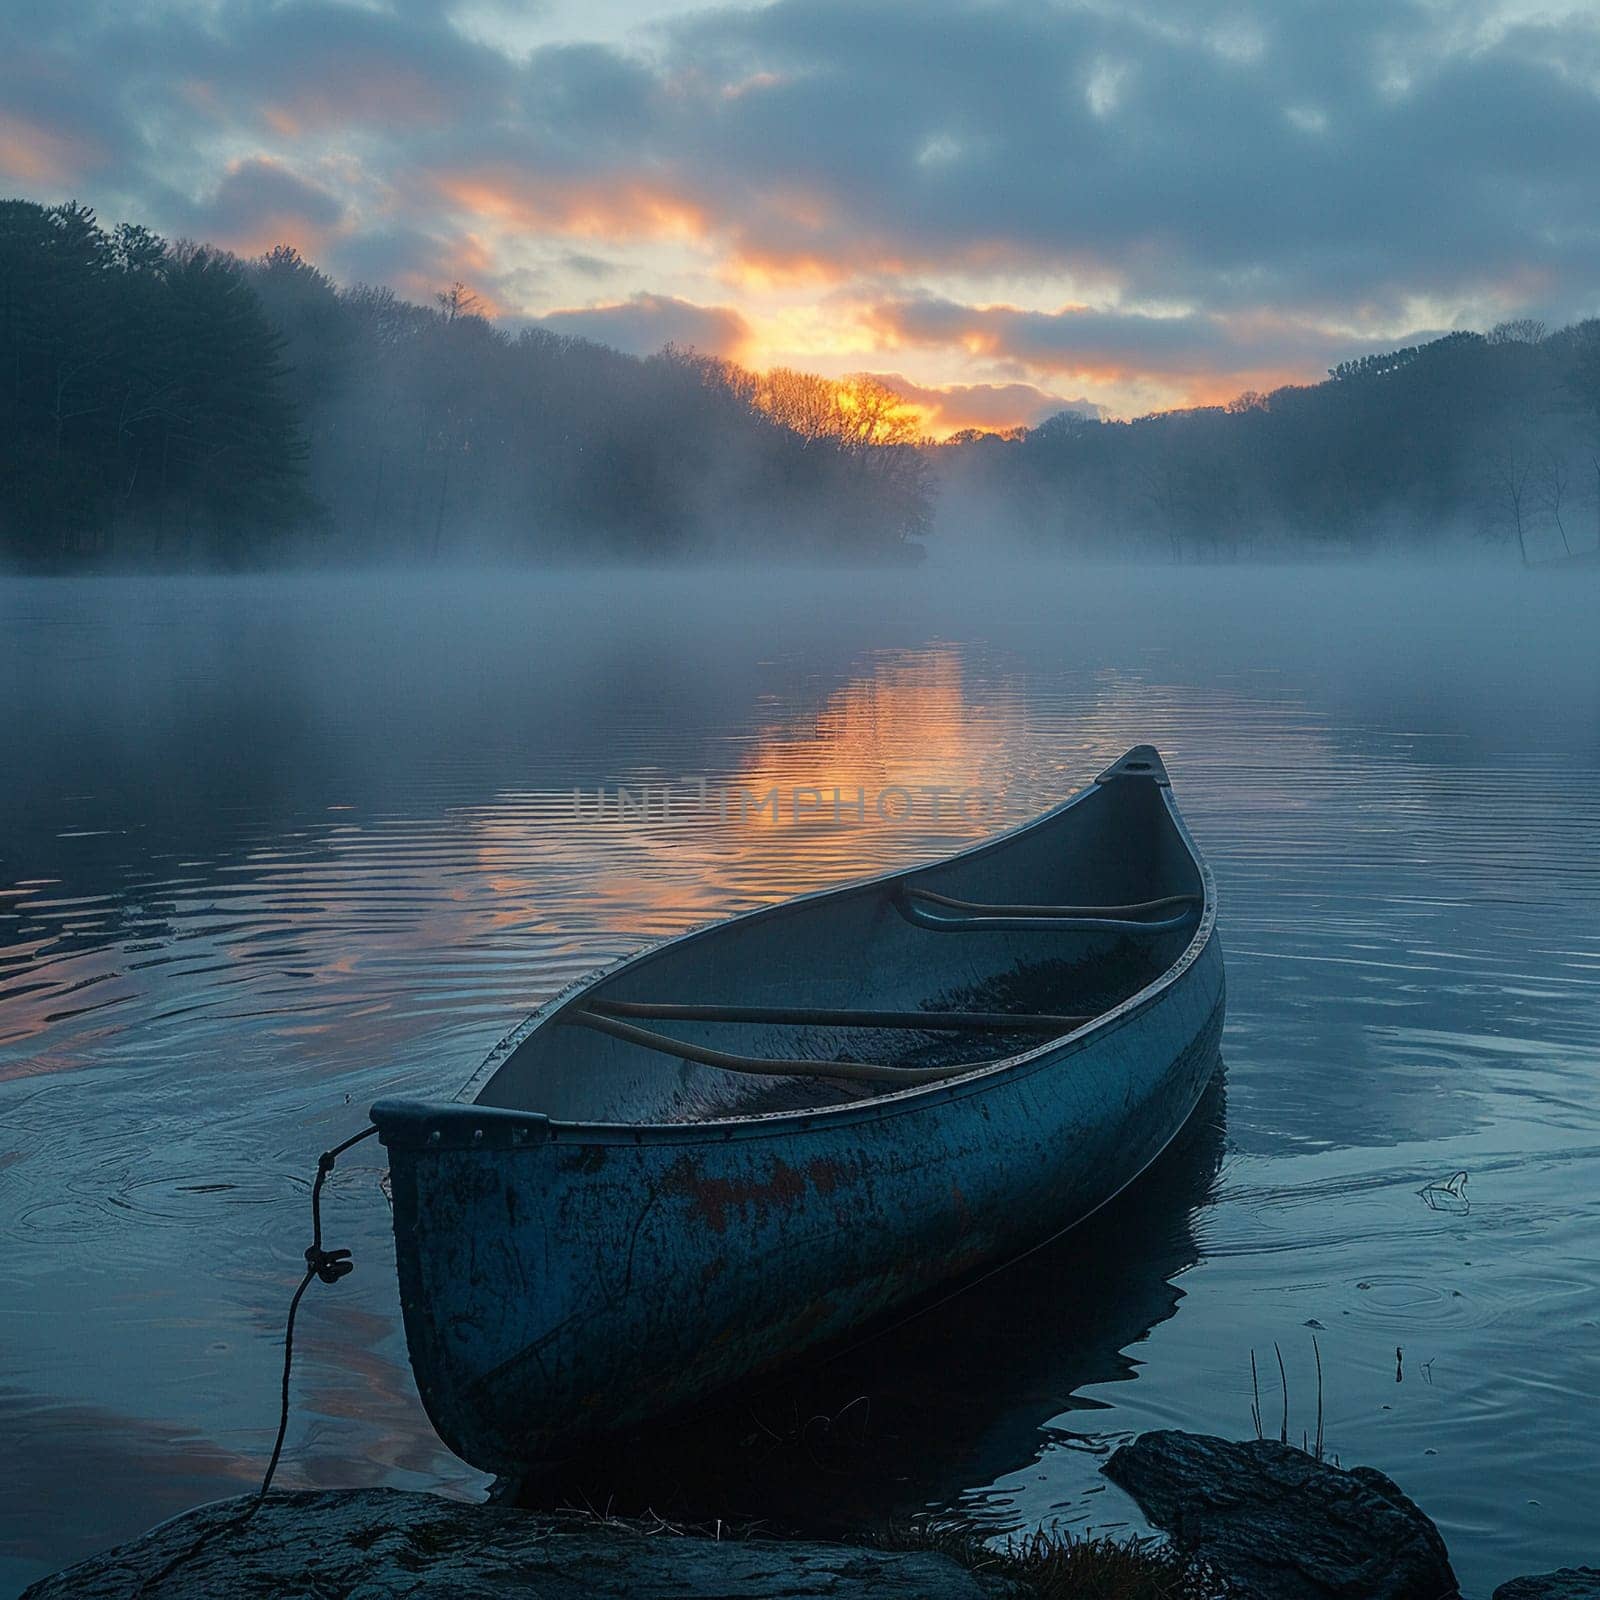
<box><xmin>1566</xmin><ymin>322</ymin><xmax>1600</xmax><ymax>553</ymax></box>
<box><xmin>51</xmin><ymin>356</ymin><xmax>101</xmax><ymax>459</ymax></box>
<box><xmin>1142</xmin><ymin>463</ymin><xmax>1188</xmax><ymax>562</ymax></box>
<box><xmin>752</xmin><ymin>369</ymin><xmax>924</xmax><ymax>453</ymax></box>
<box><xmin>833</xmin><ymin>375</ymin><xmax>922</xmax><ymax>451</ymax></box>
<box><xmin>754</xmin><ymin>367</ymin><xmax>841</xmax><ymax>445</ymax></box>
<box><xmin>435</xmin><ymin>281</ymin><xmax>483</xmax><ymax>324</ymax></box>
<box><xmin>1483</xmin><ymin>437</ymin><xmax>1535</xmax><ymax>564</ymax></box>
<box><xmin>1535</xmin><ymin>448</ymin><xmax>1574</xmax><ymax>556</ymax></box>
<box><xmin>1487</xmin><ymin>319</ymin><xmax>1548</xmax><ymax>346</ymax></box>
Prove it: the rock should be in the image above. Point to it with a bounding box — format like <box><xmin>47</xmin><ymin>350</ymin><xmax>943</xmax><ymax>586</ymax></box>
<box><xmin>20</xmin><ymin>1488</ymin><xmax>1013</xmax><ymax>1600</ymax></box>
<box><xmin>1494</xmin><ymin>1571</ymin><xmax>1600</xmax><ymax>1600</ymax></box>
<box><xmin>1103</xmin><ymin>1430</ymin><xmax>1460</xmax><ymax>1600</ymax></box>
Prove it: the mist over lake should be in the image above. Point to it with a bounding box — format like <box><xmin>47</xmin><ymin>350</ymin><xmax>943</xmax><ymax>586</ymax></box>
<box><xmin>2</xmin><ymin>563</ymin><xmax>1596</xmax><ymax>1596</ymax></box>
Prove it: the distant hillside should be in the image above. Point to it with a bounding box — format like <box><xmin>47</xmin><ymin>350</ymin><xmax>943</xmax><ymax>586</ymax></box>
<box><xmin>8</xmin><ymin>196</ymin><xmax>1598</xmax><ymax>569</ymax></box>
<box><xmin>935</xmin><ymin>321</ymin><xmax>1600</xmax><ymax>563</ymax></box>
<box><xmin>0</xmin><ymin>200</ymin><xmax>929</xmax><ymax>568</ymax></box>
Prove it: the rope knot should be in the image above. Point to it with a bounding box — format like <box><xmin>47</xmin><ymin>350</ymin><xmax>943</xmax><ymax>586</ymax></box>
<box><xmin>305</xmin><ymin>1244</ymin><xmax>354</xmax><ymax>1284</ymax></box>
<box><xmin>136</xmin><ymin>1121</ymin><xmax>380</xmax><ymax>1596</ymax></box>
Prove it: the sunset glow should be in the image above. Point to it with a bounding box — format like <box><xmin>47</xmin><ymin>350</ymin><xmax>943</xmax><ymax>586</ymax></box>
<box><xmin>4</xmin><ymin>0</ymin><xmax>1595</xmax><ymax>434</ymax></box>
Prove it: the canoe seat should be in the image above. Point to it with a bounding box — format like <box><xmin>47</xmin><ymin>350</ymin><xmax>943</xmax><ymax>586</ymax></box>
<box><xmin>561</xmin><ymin>1002</ymin><xmax>1095</xmax><ymax>1086</ymax></box>
<box><xmin>586</xmin><ymin>999</ymin><xmax>1092</xmax><ymax>1032</ymax></box>
<box><xmin>895</xmin><ymin>887</ymin><xmax>1199</xmax><ymax>934</ymax></box>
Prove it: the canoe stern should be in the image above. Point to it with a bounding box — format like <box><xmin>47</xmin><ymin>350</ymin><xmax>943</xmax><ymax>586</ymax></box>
<box><xmin>371</xmin><ymin>927</ymin><xmax>1223</xmax><ymax>1473</ymax></box>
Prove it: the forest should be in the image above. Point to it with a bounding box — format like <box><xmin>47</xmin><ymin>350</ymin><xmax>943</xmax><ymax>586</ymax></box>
<box><xmin>938</xmin><ymin>321</ymin><xmax>1600</xmax><ymax>563</ymax></box>
<box><xmin>4</xmin><ymin>196</ymin><xmax>1599</xmax><ymax>567</ymax></box>
<box><xmin>0</xmin><ymin>200</ymin><xmax>930</xmax><ymax>566</ymax></box>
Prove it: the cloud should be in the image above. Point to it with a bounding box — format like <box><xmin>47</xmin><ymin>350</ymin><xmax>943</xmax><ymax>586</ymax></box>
<box><xmin>429</xmin><ymin>169</ymin><xmax>710</xmax><ymax>242</ymax></box>
<box><xmin>862</xmin><ymin>295</ymin><xmax>1375</xmax><ymax>385</ymax></box>
<box><xmin>5</xmin><ymin>0</ymin><xmax>1599</xmax><ymax>401</ymax></box>
<box><xmin>189</xmin><ymin>157</ymin><xmax>346</xmax><ymax>257</ymax></box>
<box><xmin>156</xmin><ymin>0</ymin><xmax>512</xmax><ymax>138</ymax></box>
<box><xmin>532</xmin><ymin>292</ymin><xmax>751</xmax><ymax>357</ymax></box>
<box><xmin>561</xmin><ymin>252</ymin><xmax>620</xmax><ymax>280</ymax></box>
<box><xmin>0</xmin><ymin>112</ymin><xmax>103</xmax><ymax>188</ymax></box>
<box><xmin>0</xmin><ymin>46</ymin><xmax>128</xmax><ymax>191</ymax></box>
<box><xmin>870</xmin><ymin>373</ymin><xmax>1102</xmax><ymax>435</ymax></box>
<box><xmin>693</xmin><ymin>0</ymin><xmax>1600</xmax><ymax>333</ymax></box>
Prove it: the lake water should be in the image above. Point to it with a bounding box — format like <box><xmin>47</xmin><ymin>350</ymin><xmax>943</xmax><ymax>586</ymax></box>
<box><xmin>1</xmin><ymin>565</ymin><xmax>1597</xmax><ymax>1596</ymax></box>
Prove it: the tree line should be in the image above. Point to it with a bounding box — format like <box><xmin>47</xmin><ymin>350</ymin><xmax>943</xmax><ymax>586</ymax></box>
<box><xmin>937</xmin><ymin>320</ymin><xmax>1600</xmax><ymax>563</ymax></box>
<box><xmin>1</xmin><ymin>201</ymin><xmax>307</xmax><ymax>562</ymax></box>
<box><xmin>8</xmin><ymin>195</ymin><xmax>1599</xmax><ymax>568</ymax></box>
<box><xmin>0</xmin><ymin>199</ymin><xmax>930</xmax><ymax>567</ymax></box>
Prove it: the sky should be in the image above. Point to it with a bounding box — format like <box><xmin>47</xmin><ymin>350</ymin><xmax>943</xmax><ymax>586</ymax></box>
<box><xmin>5</xmin><ymin>0</ymin><xmax>1600</xmax><ymax>433</ymax></box>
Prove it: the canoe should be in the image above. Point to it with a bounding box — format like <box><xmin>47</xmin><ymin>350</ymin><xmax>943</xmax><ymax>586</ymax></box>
<box><xmin>371</xmin><ymin>744</ymin><xmax>1225</xmax><ymax>1474</ymax></box>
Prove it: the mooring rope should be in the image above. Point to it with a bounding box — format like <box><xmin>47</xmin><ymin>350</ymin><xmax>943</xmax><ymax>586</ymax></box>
<box><xmin>258</xmin><ymin>1122</ymin><xmax>380</xmax><ymax>1499</ymax></box>
<box><xmin>136</xmin><ymin>1121</ymin><xmax>380</xmax><ymax>1596</ymax></box>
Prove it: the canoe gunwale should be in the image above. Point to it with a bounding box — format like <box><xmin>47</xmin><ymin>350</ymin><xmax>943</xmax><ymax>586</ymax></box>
<box><xmin>371</xmin><ymin>744</ymin><xmax>1218</xmax><ymax>1151</ymax></box>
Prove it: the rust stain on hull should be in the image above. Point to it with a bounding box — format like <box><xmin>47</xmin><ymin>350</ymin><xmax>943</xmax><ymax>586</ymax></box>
<box><xmin>662</xmin><ymin>1153</ymin><xmax>810</xmax><ymax>1234</ymax></box>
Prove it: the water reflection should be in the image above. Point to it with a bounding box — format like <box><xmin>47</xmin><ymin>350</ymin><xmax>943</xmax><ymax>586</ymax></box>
<box><xmin>509</xmin><ymin>647</ymin><xmax>1033</xmax><ymax>931</ymax></box>
<box><xmin>2</xmin><ymin>567</ymin><xmax>1599</xmax><ymax>1595</ymax></box>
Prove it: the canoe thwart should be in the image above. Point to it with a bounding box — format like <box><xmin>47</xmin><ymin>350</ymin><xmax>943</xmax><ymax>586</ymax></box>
<box><xmin>586</xmin><ymin>999</ymin><xmax>1095</xmax><ymax>1033</ymax></box>
<box><xmin>903</xmin><ymin>889</ymin><xmax>1198</xmax><ymax>918</ymax></box>
<box><xmin>560</xmin><ymin>1008</ymin><xmax>1010</xmax><ymax>1085</ymax></box>
<box><xmin>894</xmin><ymin>887</ymin><xmax>1201</xmax><ymax>934</ymax></box>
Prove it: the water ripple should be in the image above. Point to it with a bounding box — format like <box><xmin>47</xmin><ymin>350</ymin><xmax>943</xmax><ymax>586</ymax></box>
<box><xmin>1</xmin><ymin>567</ymin><xmax>1598</xmax><ymax>1596</ymax></box>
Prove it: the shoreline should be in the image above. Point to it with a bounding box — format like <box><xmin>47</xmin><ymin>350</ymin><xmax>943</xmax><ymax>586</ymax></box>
<box><xmin>19</xmin><ymin>1434</ymin><xmax>1594</xmax><ymax>1600</ymax></box>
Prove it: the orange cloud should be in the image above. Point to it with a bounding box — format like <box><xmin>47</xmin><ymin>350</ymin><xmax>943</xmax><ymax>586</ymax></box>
<box><xmin>391</xmin><ymin>235</ymin><xmax>502</xmax><ymax>315</ymax></box>
<box><xmin>178</xmin><ymin>79</ymin><xmax>223</xmax><ymax>118</ymax></box>
<box><xmin>533</xmin><ymin>292</ymin><xmax>751</xmax><ymax>361</ymax></box>
<box><xmin>433</xmin><ymin>170</ymin><xmax>709</xmax><ymax>243</ymax></box>
<box><xmin>720</xmin><ymin>70</ymin><xmax>785</xmax><ymax>100</ymax></box>
<box><xmin>442</xmin><ymin>231</ymin><xmax>497</xmax><ymax>279</ymax></box>
<box><xmin>0</xmin><ymin>112</ymin><xmax>103</xmax><ymax>187</ymax></box>
<box><xmin>869</xmin><ymin>373</ymin><xmax>1101</xmax><ymax>438</ymax></box>
<box><xmin>854</xmin><ymin>295</ymin><xmax>1351</xmax><ymax>412</ymax></box>
<box><xmin>198</xmin><ymin>155</ymin><xmax>346</xmax><ymax>261</ymax></box>
<box><xmin>258</xmin><ymin>66</ymin><xmax>459</xmax><ymax>137</ymax></box>
<box><xmin>1176</xmin><ymin>369</ymin><xmax>1313</xmax><ymax>408</ymax></box>
<box><xmin>218</xmin><ymin>217</ymin><xmax>336</xmax><ymax>258</ymax></box>
<box><xmin>720</xmin><ymin>249</ymin><xmax>853</xmax><ymax>291</ymax></box>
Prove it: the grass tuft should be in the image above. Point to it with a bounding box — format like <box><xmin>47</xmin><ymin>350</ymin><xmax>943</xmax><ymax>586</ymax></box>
<box><xmin>549</xmin><ymin>1491</ymin><xmax>1228</xmax><ymax>1595</ymax></box>
<box><xmin>878</xmin><ymin>1520</ymin><xmax>1226</xmax><ymax>1599</ymax></box>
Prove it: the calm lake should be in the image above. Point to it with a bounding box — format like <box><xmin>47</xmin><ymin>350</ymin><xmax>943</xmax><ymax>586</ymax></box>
<box><xmin>1</xmin><ymin>564</ymin><xmax>1597</xmax><ymax>1596</ymax></box>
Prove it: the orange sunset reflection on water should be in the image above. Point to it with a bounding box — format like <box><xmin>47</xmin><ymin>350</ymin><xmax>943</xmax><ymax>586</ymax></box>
<box><xmin>8</xmin><ymin>570</ymin><xmax>1600</xmax><ymax>1599</ymax></box>
<box><xmin>464</xmin><ymin>647</ymin><xmax>1040</xmax><ymax>945</ymax></box>
<box><xmin>0</xmin><ymin>649</ymin><xmax>1041</xmax><ymax>1086</ymax></box>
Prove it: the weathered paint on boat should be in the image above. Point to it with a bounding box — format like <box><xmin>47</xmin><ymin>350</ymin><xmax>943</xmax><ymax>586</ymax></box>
<box><xmin>372</xmin><ymin>745</ymin><xmax>1224</xmax><ymax>1474</ymax></box>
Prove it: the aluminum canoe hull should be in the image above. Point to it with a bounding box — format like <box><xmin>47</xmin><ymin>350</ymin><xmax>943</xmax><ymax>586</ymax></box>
<box><xmin>373</xmin><ymin>745</ymin><xmax>1224</xmax><ymax>1473</ymax></box>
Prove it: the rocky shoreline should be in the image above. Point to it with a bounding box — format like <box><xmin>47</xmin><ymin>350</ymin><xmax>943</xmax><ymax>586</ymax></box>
<box><xmin>19</xmin><ymin>1433</ymin><xmax>1597</xmax><ymax>1600</ymax></box>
